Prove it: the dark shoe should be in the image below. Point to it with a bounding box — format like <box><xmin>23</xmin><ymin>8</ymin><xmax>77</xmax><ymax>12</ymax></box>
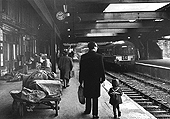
<box><xmin>62</xmin><ymin>86</ymin><xmax>66</xmax><ymax>89</ymax></box>
<box><xmin>114</xmin><ymin>115</ymin><xmax>117</xmax><ymax>119</ymax></box>
<box><xmin>118</xmin><ymin>112</ymin><xmax>121</xmax><ymax>117</ymax></box>
<box><xmin>83</xmin><ymin>111</ymin><xmax>90</xmax><ymax>114</ymax></box>
<box><xmin>66</xmin><ymin>84</ymin><xmax>70</xmax><ymax>87</ymax></box>
<box><xmin>93</xmin><ymin>115</ymin><xmax>99</xmax><ymax>118</ymax></box>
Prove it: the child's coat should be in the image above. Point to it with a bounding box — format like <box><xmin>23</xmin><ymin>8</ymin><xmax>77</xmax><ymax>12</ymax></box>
<box><xmin>108</xmin><ymin>87</ymin><xmax>123</xmax><ymax>105</ymax></box>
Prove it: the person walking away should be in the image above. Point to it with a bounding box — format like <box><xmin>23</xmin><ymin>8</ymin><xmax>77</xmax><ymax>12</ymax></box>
<box><xmin>79</xmin><ymin>41</ymin><xmax>105</xmax><ymax>119</ymax></box>
<box><xmin>58</xmin><ymin>51</ymin><xmax>73</xmax><ymax>87</ymax></box>
<box><xmin>68</xmin><ymin>51</ymin><xmax>74</xmax><ymax>59</ymax></box>
<box><xmin>108</xmin><ymin>79</ymin><xmax>123</xmax><ymax>119</ymax></box>
<box><xmin>34</xmin><ymin>53</ymin><xmax>42</xmax><ymax>70</ymax></box>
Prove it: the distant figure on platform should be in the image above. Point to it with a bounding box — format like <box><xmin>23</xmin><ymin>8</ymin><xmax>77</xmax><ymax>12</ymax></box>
<box><xmin>58</xmin><ymin>51</ymin><xmax>73</xmax><ymax>87</ymax></box>
<box><xmin>79</xmin><ymin>41</ymin><xmax>105</xmax><ymax>119</ymax></box>
<box><xmin>108</xmin><ymin>79</ymin><xmax>123</xmax><ymax>119</ymax></box>
<box><xmin>34</xmin><ymin>53</ymin><xmax>42</xmax><ymax>70</ymax></box>
<box><xmin>68</xmin><ymin>51</ymin><xmax>74</xmax><ymax>59</ymax></box>
<box><xmin>41</xmin><ymin>54</ymin><xmax>52</xmax><ymax>72</ymax></box>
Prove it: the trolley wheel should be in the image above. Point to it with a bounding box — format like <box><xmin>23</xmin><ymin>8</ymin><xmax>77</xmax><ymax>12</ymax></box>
<box><xmin>18</xmin><ymin>102</ymin><xmax>24</xmax><ymax>117</ymax></box>
<box><xmin>55</xmin><ymin>101</ymin><xmax>59</xmax><ymax>116</ymax></box>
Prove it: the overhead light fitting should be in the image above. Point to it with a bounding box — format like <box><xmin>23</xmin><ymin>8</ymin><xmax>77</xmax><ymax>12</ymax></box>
<box><xmin>86</xmin><ymin>33</ymin><xmax>114</xmax><ymax>37</ymax></box>
<box><xmin>96</xmin><ymin>19</ymin><xmax>136</xmax><ymax>23</ymax></box>
<box><xmin>138</xmin><ymin>35</ymin><xmax>141</xmax><ymax>38</ymax></box>
<box><xmin>154</xmin><ymin>19</ymin><xmax>164</xmax><ymax>22</ymax></box>
<box><xmin>122</xmin><ymin>46</ymin><xmax>127</xmax><ymax>48</ymax></box>
<box><xmin>163</xmin><ymin>35</ymin><xmax>170</xmax><ymax>39</ymax></box>
<box><xmin>96</xmin><ymin>20</ymin><xmax>122</xmax><ymax>23</ymax></box>
<box><xmin>129</xmin><ymin>20</ymin><xmax>136</xmax><ymax>22</ymax></box>
<box><xmin>113</xmin><ymin>41</ymin><xmax>125</xmax><ymax>44</ymax></box>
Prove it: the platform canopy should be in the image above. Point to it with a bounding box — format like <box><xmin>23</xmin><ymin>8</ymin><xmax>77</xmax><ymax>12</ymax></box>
<box><xmin>28</xmin><ymin>0</ymin><xmax>170</xmax><ymax>43</ymax></box>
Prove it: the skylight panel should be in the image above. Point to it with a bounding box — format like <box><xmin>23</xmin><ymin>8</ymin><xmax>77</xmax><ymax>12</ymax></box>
<box><xmin>104</xmin><ymin>3</ymin><xmax>169</xmax><ymax>12</ymax></box>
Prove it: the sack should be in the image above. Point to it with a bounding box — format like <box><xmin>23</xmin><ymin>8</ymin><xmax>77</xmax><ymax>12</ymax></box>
<box><xmin>78</xmin><ymin>85</ymin><xmax>85</xmax><ymax>104</ymax></box>
<box><xmin>21</xmin><ymin>87</ymin><xmax>46</xmax><ymax>103</ymax></box>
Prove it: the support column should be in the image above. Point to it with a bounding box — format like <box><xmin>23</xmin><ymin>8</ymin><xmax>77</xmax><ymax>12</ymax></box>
<box><xmin>0</xmin><ymin>0</ymin><xmax>2</xmax><ymax>27</ymax></box>
<box><xmin>51</xmin><ymin>0</ymin><xmax>58</xmax><ymax>73</ymax></box>
<box><xmin>51</xmin><ymin>30</ymin><xmax>56</xmax><ymax>73</ymax></box>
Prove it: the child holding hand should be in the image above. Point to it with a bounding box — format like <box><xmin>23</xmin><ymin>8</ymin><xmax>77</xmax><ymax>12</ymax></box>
<box><xmin>108</xmin><ymin>79</ymin><xmax>123</xmax><ymax>119</ymax></box>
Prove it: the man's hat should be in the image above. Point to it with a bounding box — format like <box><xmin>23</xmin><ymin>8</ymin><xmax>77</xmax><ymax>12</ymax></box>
<box><xmin>87</xmin><ymin>41</ymin><xmax>98</xmax><ymax>50</ymax></box>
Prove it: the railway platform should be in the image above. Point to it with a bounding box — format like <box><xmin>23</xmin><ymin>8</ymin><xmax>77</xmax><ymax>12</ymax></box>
<box><xmin>135</xmin><ymin>59</ymin><xmax>170</xmax><ymax>81</ymax></box>
<box><xmin>136</xmin><ymin>59</ymin><xmax>170</xmax><ymax>68</ymax></box>
<box><xmin>50</xmin><ymin>62</ymin><xmax>156</xmax><ymax>119</ymax></box>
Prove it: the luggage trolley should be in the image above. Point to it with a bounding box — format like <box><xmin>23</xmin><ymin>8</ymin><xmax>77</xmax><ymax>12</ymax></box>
<box><xmin>10</xmin><ymin>77</ymin><xmax>63</xmax><ymax>117</ymax></box>
<box><xmin>10</xmin><ymin>90</ymin><xmax>61</xmax><ymax>117</ymax></box>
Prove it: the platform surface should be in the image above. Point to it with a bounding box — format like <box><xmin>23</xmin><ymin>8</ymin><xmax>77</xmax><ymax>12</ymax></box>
<box><xmin>136</xmin><ymin>59</ymin><xmax>170</xmax><ymax>68</ymax></box>
<box><xmin>53</xmin><ymin>62</ymin><xmax>157</xmax><ymax>119</ymax></box>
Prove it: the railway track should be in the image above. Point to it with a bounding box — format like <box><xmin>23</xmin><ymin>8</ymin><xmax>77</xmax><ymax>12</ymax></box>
<box><xmin>125</xmin><ymin>72</ymin><xmax>170</xmax><ymax>92</ymax></box>
<box><xmin>123</xmin><ymin>72</ymin><xmax>170</xmax><ymax>106</ymax></box>
<box><xmin>106</xmin><ymin>71</ymin><xmax>170</xmax><ymax>119</ymax></box>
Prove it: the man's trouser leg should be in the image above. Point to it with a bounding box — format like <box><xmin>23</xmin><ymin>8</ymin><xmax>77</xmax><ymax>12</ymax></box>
<box><xmin>65</xmin><ymin>78</ymin><xmax>69</xmax><ymax>86</ymax></box>
<box><xmin>92</xmin><ymin>98</ymin><xmax>98</xmax><ymax>116</ymax></box>
<box><xmin>60</xmin><ymin>70</ymin><xmax>66</xmax><ymax>88</ymax></box>
<box><xmin>85</xmin><ymin>98</ymin><xmax>91</xmax><ymax>113</ymax></box>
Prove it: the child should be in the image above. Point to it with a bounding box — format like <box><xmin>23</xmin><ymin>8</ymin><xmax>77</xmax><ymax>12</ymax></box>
<box><xmin>108</xmin><ymin>79</ymin><xmax>123</xmax><ymax>119</ymax></box>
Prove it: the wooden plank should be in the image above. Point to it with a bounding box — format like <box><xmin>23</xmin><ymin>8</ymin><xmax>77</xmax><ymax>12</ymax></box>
<box><xmin>75</xmin><ymin>0</ymin><xmax>170</xmax><ymax>3</ymax></box>
<box><xmin>75</xmin><ymin>12</ymin><xmax>168</xmax><ymax>22</ymax></box>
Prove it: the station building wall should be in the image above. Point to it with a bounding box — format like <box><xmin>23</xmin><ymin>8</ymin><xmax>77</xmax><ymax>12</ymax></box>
<box><xmin>0</xmin><ymin>0</ymin><xmax>42</xmax><ymax>75</ymax></box>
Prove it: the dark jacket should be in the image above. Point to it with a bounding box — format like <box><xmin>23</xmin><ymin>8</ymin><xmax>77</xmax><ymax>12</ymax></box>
<box><xmin>108</xmin><ymin>87</ymin><xmax>123</xmax><ymax>105</ymax></box>
<box><xmin>79</xmin><ymin>51</ymin><xmax>105</xmax><ymax>98</ymax></box>
<box><xmin>58</xmin><ymin>55</ymin><xmax>73</xmax><ymax>79</ymax></box>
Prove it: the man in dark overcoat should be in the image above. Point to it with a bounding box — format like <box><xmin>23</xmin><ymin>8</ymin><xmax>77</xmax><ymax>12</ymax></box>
<box><xmin>79</xmin><ymin>41</ymin><xmax>105</xmax><ymax>119</ymax></box>
<box><xmin>58</xmin><ymin>51</ymin><xmax>73</xmax><ymax>87</ymax></box>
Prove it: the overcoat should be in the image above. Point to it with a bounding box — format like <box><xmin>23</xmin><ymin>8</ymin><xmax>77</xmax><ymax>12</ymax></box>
<box><xmin>79</xmin><ymin>51</ymin><xmax>105</xmax><ymax>98</ymax></box>
<box><xmin>58</xmin><ymin>56</ymin><xmax>73</xmax><ymax>80</ymax></box>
